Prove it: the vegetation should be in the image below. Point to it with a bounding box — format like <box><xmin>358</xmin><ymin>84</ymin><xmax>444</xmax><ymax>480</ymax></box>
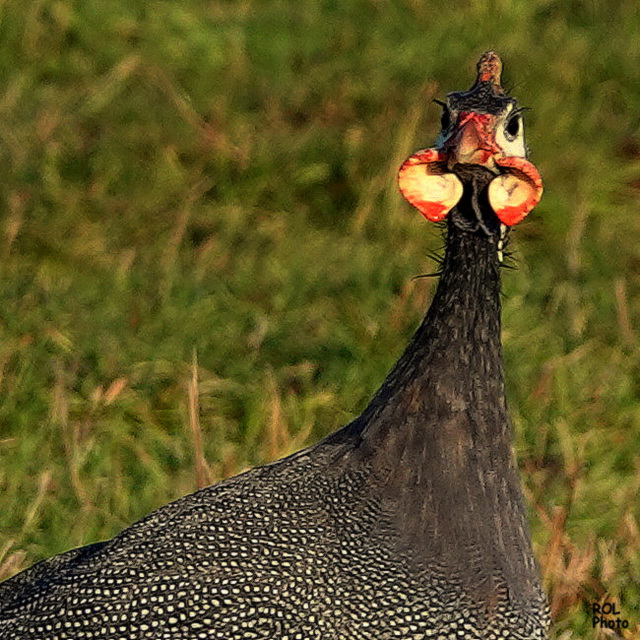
<box><xmin>0</xmin><ymin>1</ymin><xmax>638</xmax><ymax>637</ymax></box>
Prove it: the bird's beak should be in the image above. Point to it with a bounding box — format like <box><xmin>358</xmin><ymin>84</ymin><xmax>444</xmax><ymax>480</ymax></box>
<box><xmin>444</xmin><ymin>112</ymin><xmax>501</xmax><ymax>172</ymax></box>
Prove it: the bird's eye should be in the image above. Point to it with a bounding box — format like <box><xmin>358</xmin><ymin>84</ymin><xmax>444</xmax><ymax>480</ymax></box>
<box><xmin>440</xmin><ymin>107</ymin><xmax>451</xmax><ymax>131</ymax></box>
<box><xmin>505</xmin><ymin>115</ymin><xmax>520</xmax><ymax>140</ymax></box>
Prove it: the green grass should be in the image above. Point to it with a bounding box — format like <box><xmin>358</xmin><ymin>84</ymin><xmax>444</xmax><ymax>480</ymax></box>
<box><xmin>0</xmin><ymin>0</ymin><xmax>638</xmax><ymax>637</ymax></box>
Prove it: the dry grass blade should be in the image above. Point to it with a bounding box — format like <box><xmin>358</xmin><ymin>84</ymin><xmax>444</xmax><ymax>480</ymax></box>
<box><xmin>188</xmin><ymin>350</ymin><xmax>209</xmax><ymax>490</ymax></box>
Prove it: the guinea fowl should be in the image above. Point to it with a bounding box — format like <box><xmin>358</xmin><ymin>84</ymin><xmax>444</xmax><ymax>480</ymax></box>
<box><xmin>0</xmin><ymin>52</ymin><xmax>549</xmax><ymax>639</ymax></box>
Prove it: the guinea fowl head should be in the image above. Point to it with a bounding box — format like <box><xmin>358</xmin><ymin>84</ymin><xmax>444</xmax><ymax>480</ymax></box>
<box><xmin>399</xmin><ymin>51</ymin><xmax>543</xmax><ymax>238</ymax></box>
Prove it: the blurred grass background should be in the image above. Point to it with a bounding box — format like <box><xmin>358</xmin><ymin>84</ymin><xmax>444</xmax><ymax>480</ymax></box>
<box><xmin>0</xmin><ymin>0</ymin><xmax>638</xmax><ymax>637</ymax></box>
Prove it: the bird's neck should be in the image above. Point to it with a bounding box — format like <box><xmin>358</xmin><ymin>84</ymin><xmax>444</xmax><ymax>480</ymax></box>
<box><xmin>362</xmin><ymin>221</ymin><xmax>506</xmax><ymax>444</ymax></box>
<box><xmin>352</xmin><ymin>220</ymin><xmax>540</xmax><ymax>599</ymax></box>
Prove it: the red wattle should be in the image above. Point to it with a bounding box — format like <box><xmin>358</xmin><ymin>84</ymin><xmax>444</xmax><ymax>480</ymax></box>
<box><xmin>398</xmin><ymin>148</ymin><xmax>463</xmax><ymax>223</ymax></box>
<box><xmin>489</xmin><ymin>157</ymin><xmax>544</xmax><ymax>226</ymax></box>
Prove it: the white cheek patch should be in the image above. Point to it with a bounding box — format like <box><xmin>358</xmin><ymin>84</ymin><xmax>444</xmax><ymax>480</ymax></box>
<box><xmin>495</xmin><ymin>103</ymin><xmax>526</xmax><ymax>158</ymax></box>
